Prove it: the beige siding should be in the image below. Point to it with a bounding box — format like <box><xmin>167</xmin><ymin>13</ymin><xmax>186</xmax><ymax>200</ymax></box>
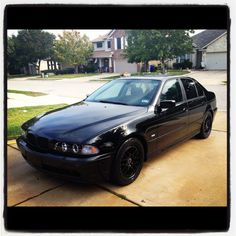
<box><xmin>206</xmin><ymin>34</ymin><xmax>227</xmax><ymax>53</ymax></box>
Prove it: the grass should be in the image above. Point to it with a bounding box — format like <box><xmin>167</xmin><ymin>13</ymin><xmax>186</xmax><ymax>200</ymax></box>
<box><xmin>8</xmin><ymin>90</ymin><xmax>47</xmax><ymax>97</ymax></box>
<box><xmin>30</xmin><ymin>73</ymin><xmax>100</xmax><ymax>80</ymax></box>
<box><xmin>7</xmin><ymin>74</ymin><xmax>39</xmax><ymax>79</ymax></box>
<box><xmin>7</xmin><ymin>104</ymin><xmax>66</xmax><ymax>140</ymax></box>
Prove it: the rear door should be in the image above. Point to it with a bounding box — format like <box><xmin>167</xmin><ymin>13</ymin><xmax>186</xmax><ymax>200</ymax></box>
<box><xmin>180</xmin><ymin>78</ymin><xmax>207</xmax><ymax>134</ymax></box>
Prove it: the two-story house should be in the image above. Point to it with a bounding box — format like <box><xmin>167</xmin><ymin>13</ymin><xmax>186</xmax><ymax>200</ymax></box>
<box><xmin>92</xmin><ymin>30</ymin><xmax>138</xmax><ymax>73</ymax></box>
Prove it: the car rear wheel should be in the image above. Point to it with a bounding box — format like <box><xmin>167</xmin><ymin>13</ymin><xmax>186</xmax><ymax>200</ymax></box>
<box><xmin>110</xmin><ymin>138</ymin><xmax>144</xmax><ymax>186</ymax></box>
<box><xmin>197</xmin><ymin>111</ymin><xmax>213</xmax><ymax>139</ymax></box>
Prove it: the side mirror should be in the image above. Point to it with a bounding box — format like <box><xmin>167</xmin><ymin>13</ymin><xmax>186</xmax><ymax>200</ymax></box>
<box><xmin>154</xmin><ymin>100</ymin><xmax>176</xmax><ymax>114</ymax></box>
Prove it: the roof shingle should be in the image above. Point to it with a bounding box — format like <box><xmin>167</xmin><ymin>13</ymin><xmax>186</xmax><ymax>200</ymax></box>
<box><xmin>192</xmin><ymin>30</ymin><xmax>227</xmax><ymax>49</ymax></box>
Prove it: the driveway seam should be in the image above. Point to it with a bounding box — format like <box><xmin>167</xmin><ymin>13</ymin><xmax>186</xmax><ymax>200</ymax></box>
<box><xmin>212</xmin><ymin>129</ymin><xmax>227</xmax><ymax>133</ymax></box>
<box><xmin>12</xmin><ymin>182</ymin><xmax>67</xmax><ymax>207</ymax></box>
<box><xmin>96</xmin><ymin>184</ymin><xmax>142</xmax><ymax>207</ymax></box>
<box><xmin>7</xmin><ymin>144</ymin><xmax>19</xmax><ymax>151</ymax></box>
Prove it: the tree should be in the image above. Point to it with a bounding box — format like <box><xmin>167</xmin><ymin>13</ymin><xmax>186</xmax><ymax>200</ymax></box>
<box><xmin>7</xmin><ymin>30</ymin><xmax>55</xmax><ymax>74</ymax></box>
<box><xmin>53</xmin><ymin>31</ymin><xmax>93</xmax><ymax>73</ymax></box>
<box><xmin>125</xmin><ymin>30</ymin><xmax>194</xmax><ymax>73</ymax></box>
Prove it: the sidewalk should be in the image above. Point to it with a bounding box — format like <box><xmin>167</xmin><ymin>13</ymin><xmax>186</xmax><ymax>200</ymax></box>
<box><xmin>8</xmin><ymin>93</ymin><xmax>80</xmax><ymax>108</ymax></box>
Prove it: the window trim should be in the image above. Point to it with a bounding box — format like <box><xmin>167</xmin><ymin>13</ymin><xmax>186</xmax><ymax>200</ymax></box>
<box><xmin>159</xmin><ymin>78</ymin><xmax>184</xmax><ymax>104</ymax></box>
<box><xmin>180</xmin><ymin>77</ymin><xmax>200</xmax><ymax>101</ymax></box>
<box><xmin>116</xmin><ymin>37</ymin><xmax>121</xmax><ymax>50</ymax></box>
<box><xmin>96</xmin><ymin>41</ymin><xmax>103</xmax><ymax>48</ymax></box>
<box><xmin>107</xmin><ymin>41</ymin><xmax>111</xmax><ymax>49</ymax></box>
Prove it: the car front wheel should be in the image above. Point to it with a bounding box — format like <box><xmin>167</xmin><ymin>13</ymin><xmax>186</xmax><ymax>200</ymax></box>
<box><xmin>111</xmin><ymin>138</ymin><xmax>144</xmax><ymax>186</ymax></box>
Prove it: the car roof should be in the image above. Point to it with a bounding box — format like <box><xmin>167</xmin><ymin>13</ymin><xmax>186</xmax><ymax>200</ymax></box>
<box><xmin>117</xmin><ymin>75</ymin><xmax>186</xmax><ymax>82</ymax></box>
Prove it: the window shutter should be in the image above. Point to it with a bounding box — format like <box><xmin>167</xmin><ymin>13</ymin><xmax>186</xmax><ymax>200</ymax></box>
<box><xmin>121</xmin><ymin>37</ymin><xmax>124</xmax><ymax>49</ymax></box>
<box><xmin>114</xmin><ymin>38</ymin><xmax>117</xmax><ymax>50</ymax></box>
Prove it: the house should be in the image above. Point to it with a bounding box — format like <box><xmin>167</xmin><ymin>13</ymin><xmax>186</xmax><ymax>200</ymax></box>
<box><xmin>190</xmin><ymin>30</ymin><xmax>227</xmax><ymax>70</ymax></box>
<box><xmin>91</xmin><ymin>30</ymin><xmax>138</xmax><ymax>73</ymax></box>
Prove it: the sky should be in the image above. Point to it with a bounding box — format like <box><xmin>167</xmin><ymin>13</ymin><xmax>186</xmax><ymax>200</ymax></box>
<box><xmin>7</xmin><ymin>29</ymin><xmax>204</xmax><ymax>40</ymax></box>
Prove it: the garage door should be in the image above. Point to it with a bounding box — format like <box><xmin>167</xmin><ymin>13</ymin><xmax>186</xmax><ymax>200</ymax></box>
<box><xmin>205</xmin><ymin>52</ymin><xmax>227</xmax><ymax>70</ymax></box>
<box><xmin>114</xmin><ymin>59</ymin><xmax>137</xmax><ymax>73</ymax></box>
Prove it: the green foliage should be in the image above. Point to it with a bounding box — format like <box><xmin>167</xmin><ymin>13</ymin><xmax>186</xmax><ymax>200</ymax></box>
<box><xmin>173</xmin><ymin>60</ymin><xmax>193</xmax><ymax>69</ymax></box>
<box><xmin>53</xmin><ymin>31</ymin><xmax>93</xmax><ymax>68</ymax></box>
<box><xmin>7</xmin><ymin>30</ymin><xmax>55</xmax><ymax>74</ymax></box>
<box><xmin>124</xmin><ymin>30</ymin><xmax>194</xmax><ymax>71</ymax></box>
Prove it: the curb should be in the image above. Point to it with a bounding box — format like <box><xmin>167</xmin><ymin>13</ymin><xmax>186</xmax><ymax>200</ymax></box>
<box><xmin>8</xmin><ymin>140</ymin><xmax>16</xmax><ymax>145</ymax></box>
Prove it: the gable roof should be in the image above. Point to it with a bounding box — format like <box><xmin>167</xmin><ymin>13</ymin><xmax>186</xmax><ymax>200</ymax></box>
<box><xmin>192</xmin><ymin>30</ymin><xmax>227</xmax><ymax>49</ymax></box>
<box><xmin>91</xmin><ymin>30</ymin><xmax>114</xmax><ymax>43</ymax></box>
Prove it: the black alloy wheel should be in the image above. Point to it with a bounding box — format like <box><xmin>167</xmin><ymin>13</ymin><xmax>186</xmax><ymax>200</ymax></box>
<box><xmin>197</xmin><ymin>111</ymin><xmax>213</xmax><ymax>139</ymax></box>
<box><xmin>111</xmin><ymin>138</ymin><xmax>144</xmax><ymax>186</ymax></box>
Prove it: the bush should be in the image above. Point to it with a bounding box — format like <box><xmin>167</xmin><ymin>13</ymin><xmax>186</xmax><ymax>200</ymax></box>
<box><xmin>173</xmin><ymin>60</ymin><xmax>192</xmax><ymax>69</ymax></box>
<box><xmin>54</xmin><ymin>68</ymin><xmax>75</xmax><ymax>75</ymax></box>
<box><xmin>84</xmin><ymin>62</ymin><xmax>98</xmax><ymax>73</ymax></box>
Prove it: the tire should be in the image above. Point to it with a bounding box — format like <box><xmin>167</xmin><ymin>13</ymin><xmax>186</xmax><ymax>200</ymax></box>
<box><xmin>197</xmin><ymin>111</ymin><xmax>213</xmax><ymax>139</ymax></box>
<box><xmin>110</xmin><ymin>138</ymin><xmax>144</xmax><ymax>186</ymax></box>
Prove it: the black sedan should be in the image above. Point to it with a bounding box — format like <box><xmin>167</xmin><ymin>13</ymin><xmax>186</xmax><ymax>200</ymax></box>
<box><xmin>17</xmin><ymin>76</ymin><xmax>217</xmax><ymax>185</ymax></box>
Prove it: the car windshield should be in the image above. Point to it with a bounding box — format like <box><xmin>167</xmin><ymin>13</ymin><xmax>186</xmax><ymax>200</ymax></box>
<box><xmin>85</xmin><ymin>79</ymin><xmax>161</xmax><ymax>106</ymax></box>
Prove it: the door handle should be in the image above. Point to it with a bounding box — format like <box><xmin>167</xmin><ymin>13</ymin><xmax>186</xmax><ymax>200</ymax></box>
<box><xmin>183</xmin><ymin>107</ymin><xmax>188</xmax><ymax>112</ymax></box>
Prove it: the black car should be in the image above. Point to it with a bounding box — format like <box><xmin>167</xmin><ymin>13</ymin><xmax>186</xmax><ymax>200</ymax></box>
<box><xmin>17</xmin><ymin>76</ymin><xmax>217</xmax><ymax>185</ymax></box>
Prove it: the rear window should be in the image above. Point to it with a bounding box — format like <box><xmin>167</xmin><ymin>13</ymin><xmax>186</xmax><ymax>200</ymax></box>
<box><xmin>195</xmin><ymin>82</ymin><xmax>204</xmax><ymax>96</ymax></box>
<box><xmin>181</xmin><ymin>78</ymin><xmax>198</xmax><ymax>100</ymax></box>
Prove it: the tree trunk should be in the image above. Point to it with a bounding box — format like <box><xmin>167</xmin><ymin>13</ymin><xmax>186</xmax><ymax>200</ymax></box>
<box><xmin>74</xmin><ymin>65</ymin><xmax>78</xmax><ymax>74</ymax></box>
<box><xmin>37</xmin><ymin>60</ymin><xmax>41</xmax><ymax>74</ymax></box>
<box><xmin>161</xmin><ymin>58</ymin><xmax>167</xmax><ymax>74</ymax></box>
<box><xmin>145</xmin><ymin>61</ymin><xmax>149</xmax><ymax>72</ymax></box>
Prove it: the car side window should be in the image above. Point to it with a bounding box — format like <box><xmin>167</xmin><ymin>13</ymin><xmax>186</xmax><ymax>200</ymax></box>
<box><xmin>160</xmin><ymin>79</ymin><xmax>183</xmax><ymax>103</ymax></box>
<box><xmin>181</xmin><ymin>78</ymin><xmax>198</xmax><ymax>100</ymax></box>
<box><xmin>195</xmin><ymin>82</ymin><xmax>204</xmax><ymax>96</ymax></box>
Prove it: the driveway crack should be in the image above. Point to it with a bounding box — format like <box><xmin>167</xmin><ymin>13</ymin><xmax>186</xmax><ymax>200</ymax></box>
<box><xmin>12</xmin><ymin>182</ymin><xmax>67</xmax><ymax>207</ymax></box>
<box><xmin>96</xmin><ymin>184</ymin><xmax>142</xmax><ymax>207</ymax></box>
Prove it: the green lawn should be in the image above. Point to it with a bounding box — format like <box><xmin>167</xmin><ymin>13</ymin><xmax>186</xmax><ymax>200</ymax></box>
<box><xmin>7</xmin><ymin>74</ymin><xmax>40</xmax><ymax>79</ymax></box>
<box><xmin>7</xmin><ymin>104</ymin><xmax>66</xmax><ymax>140</ymax></box>
<box><xmin>8</xmin><ymin>90</ymin><xmax>47</xmax><ymax>97</ymax></box>
<box><xmin>30</xmin><ymin>73</ymin><xmax>100</xmax><ymax>80</ymax></box>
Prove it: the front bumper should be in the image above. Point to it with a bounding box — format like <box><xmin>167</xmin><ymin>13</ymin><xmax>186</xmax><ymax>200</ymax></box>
<box><xmin>16</xmin><ymin>137</ymin><xmax>113</xmax><ymax>183</ymax></box>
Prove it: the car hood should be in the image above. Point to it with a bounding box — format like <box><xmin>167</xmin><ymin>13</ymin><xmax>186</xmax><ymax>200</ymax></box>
<box><xmin>23</xmin><ymin>101</ymin><xmax>147</xmax><ymax>143</ymax></box>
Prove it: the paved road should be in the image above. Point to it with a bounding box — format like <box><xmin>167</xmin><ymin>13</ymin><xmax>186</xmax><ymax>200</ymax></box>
<box><xmin>8</xmin><ymin>112</ymin><xmax>227</xmax><ymax>207</ymax></box>
<box><xmin>7</xmin><ymin>71</ymin><xmax>227</xmax><ymax>110</ymax></box>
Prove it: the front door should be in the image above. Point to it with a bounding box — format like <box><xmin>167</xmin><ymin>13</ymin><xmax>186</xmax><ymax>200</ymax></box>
<box><xmin>145</xmin><ymin>79</ymin><xmax>188</xmax><ymax>153</ymax></box>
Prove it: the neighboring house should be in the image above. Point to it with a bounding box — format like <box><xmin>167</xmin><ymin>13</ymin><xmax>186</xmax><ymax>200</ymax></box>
<box><xmin>92</xmin><ymin>30</ymin><xmax>138</xmax><ymax>73</ymax></box>
<box><xmin>190</xmin><ymin>30</ymin><xmax>227</xmax><ymax>70</ymax></box>
<box><xmin>39</xmin><ymin>59</ymin><xmax>60</xmax><ymax>72</ymax></box>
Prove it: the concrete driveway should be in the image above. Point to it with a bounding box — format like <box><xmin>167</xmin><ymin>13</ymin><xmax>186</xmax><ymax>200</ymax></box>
<box><xmin>7</xmin><ymin>70</ymin><xmax>227</xmax><ymax>110</ymax></box>
<box><xmin>7</xmin><ymin>111</ymin><xmax>227</xmax><ymax>207</ymax></box>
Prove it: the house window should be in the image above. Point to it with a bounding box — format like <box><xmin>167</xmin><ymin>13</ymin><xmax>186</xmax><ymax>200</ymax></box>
<box><xmin>116</xmin><ymin>38</ymin><xmax>121</xmax><ymax>49</ymax></box>
<box><xmin>96</xmin><ymin>42</ymin><xmax>103</xmax><ymax>48</ymax></box>
<box><xmin>107</xmin><ymin>41</ymin><xmax>111</xmax><ymax>49</ymax></box>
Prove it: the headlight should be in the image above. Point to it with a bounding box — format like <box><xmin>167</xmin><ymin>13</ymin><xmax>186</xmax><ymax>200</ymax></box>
<box><xmin>53</xmin><ymin>142</ymin><xmax>99</xmax><ymax>155</ymax></box>
<box><xmin>81</xmin><ymin>145</ymin><xmax>99</xmax><ymax>155</ymax></box>
<box><xmin>72</xmin><ymin>144</ymin><xmax>80</xmax><ymax>154</ymax></box>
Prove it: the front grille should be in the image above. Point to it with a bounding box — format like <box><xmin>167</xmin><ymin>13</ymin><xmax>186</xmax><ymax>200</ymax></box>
<box><xmin>26</xmin><ymin>133</ymin><xmax>37</xmax><ymax>146</ymax></box>
<box><xmin>26</xmin><ymin>133</ymin><xmax>49</xmax><ymax>151</ymax></box>
<box><xmin>37</xmin><ymin>136</ymin><xmax>48</xmax><ymax>149</ymax></box>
